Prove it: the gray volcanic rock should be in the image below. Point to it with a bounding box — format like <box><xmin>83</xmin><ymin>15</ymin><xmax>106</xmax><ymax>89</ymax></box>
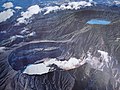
<box><xmin>0</xmin><ymin>6</ymin><xmax>120</xmax><ymax>90</ymax></box>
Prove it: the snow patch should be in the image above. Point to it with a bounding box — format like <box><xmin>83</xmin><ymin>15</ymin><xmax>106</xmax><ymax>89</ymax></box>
<box><xmin>0</xmin><ymin>47</ymin><xmax>6</xmax><ymax>51</ymax></box>
<box><xmin>0</xmin><ymin>9</ymin><xmax>15</xmax><ymax>23</ymax></box>
<box><xmin>0</xmin><ymin>31</ymin><xmax>6</xmax><ymax>34</ymax></box>
<box><xmin>10</xmin><ymin>35</ymin><xmax>24</xmax><ymax>41</ymax></box>
<box><xmin>20</xmin><ymin>28</ymin><xmax>29</xmax><ymax>34</ymax></box>
<box><xmin>2</xmin><ymin>2</ymin><xmax>13</xmax><ymax>9</ymax></box>
<box><xmin>26</xmin><ymin>32</ymin><xmax>36</xmax><ymax>37</ymax></box>
<box><xmin>10</xmin><ymin>32</ymin><xmax>36</xmax><ymax>41</ymax></box>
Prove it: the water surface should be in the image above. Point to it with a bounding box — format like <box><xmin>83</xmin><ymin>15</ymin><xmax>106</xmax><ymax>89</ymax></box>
<box><xmin>87</xmin><ymin>19</ymin><xmax>111</xmax><ymax>25</ymax></box>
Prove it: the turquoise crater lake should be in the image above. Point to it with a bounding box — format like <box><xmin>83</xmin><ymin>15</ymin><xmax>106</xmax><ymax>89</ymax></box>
<box><xmin>87</xmin><ymin>19</ymin><xmax>111</xmax><ymax>25</ymax></box>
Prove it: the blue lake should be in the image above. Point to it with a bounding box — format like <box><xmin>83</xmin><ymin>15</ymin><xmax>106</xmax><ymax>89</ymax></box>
<box><xmin>87</xmin><ymin>19</ymin><xmax>111</xmax><ymax>25</ymax></box>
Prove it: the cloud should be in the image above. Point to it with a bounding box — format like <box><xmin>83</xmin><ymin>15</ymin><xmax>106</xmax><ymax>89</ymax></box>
<box><xmin>0</xmin><ymin>9</ymin><xmax>15</xmax><ymax>23</ymax></box>
<box><xmin>2</xmin><ymin>2</ymin><xmax>13</xmax><ymax>9</ymax></box>
<box><xmin>17</xmin><ymin>5</ymin><xmax>42</xmax><ymax>24</ymax></box>
<box><xmin>15</xmin><ymin>6</ymin><xmax>22</xmax><ymax>10</ymax></box>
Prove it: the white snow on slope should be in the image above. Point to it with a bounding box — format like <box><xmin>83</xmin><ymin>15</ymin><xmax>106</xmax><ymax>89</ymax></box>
<box><xmin>0</xmin><ymin>31</ymin><xmax>6</xmax><ymax>34</ymax></box>
<box><xmin>0</xmin><ymin>9</ymin><xmax>15</xmax><ymax>23</ymax></box>
<box><xmin>9</xmin><ymin>31</ymin><xmax>36</xmax><ymax>42</ymax></box>
<box><xmin>10</xmin><ymin>35</ymin><xmax>24</xmax><ymax>41</ymax></box>
<box><xmin>2</xmin><ymin>2</ymin><xmax>13</xmax><ymax>9</ymax></box>
<box><xmin>26</xmin><ymin>32</ymin><xmax>36</xmax><ymax>37</ymax></box>
<box><xmin>20</xmin><ymin>28</ymin><xmax>29</xmax><ymax>34</ymax></box>
<box><xmin>0</xmin><ymin>47</ymin><xmax>6</xmax><ymax>51</ymax></box>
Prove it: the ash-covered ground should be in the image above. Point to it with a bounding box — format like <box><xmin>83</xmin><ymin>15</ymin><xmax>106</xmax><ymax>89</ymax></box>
<box><xmin>0</xmin><ymin>1</ymin><xmax>120</xmax><ymax>90</ymax></box>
